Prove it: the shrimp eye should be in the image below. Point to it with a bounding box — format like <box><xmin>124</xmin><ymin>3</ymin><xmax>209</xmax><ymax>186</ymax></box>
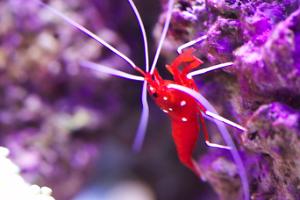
<box><xmin>152</xmin><ymin>92</ymin><xmax>158</xmax><ymax>98</ymax></box>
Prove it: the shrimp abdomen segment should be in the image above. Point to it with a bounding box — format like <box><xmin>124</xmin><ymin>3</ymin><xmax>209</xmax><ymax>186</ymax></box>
<box><xmin>171</xmin><ymin>118</ymin><xmax>201</xmax><ymax>177</ymax></box>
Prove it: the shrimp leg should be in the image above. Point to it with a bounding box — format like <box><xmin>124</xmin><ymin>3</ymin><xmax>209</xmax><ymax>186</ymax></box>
<box><xmin>177</xmin><ymin>35</ymin><xmax>208</xmax><ymax>54</ymax></box>
<box><xmin>205</xmin><ymin>111</ymin><xmax>246</xmax><ymax>131</ymax></box>
<box><xmin>199</xmin><ymin>113</ymin><xmax>231</xmax><ymax>150</ymax></box>
<box><xmin>187</xmin><ymin>62</ymin><xmax>234</xmax><ymax>78</ymax></box>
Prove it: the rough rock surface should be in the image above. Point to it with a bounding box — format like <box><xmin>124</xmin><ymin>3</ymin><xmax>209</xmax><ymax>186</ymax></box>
<box><xmin>243</xmin><ymin>102</ymin><xmax>300</xmax><ymax>200</ymax></box>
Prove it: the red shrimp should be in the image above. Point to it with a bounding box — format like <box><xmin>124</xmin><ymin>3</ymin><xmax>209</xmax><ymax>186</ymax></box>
<box><xmin>35</xmin><ymin>0</ymin><xmax>249</xmax><ymax>199</ymax></box>
<box><xmin>141</xmin><ymin>49</ymin><xmax>206</xmax><ymax>176</ymax></box>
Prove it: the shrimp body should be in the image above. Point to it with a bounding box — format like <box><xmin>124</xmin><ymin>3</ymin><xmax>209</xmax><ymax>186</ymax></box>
<box><xmin>37</xmin><ymin>0</ymin><xmax>249</xmax><ymax>197</ymax></box>
<box><xmin>145</xmin><ymin>49</ymin><xmax>207</xmax><ymax>177</ymax></box>
<box><xmin>171</xmin><ymin>115</ymin><xmax>201</xmax><ymax>176</ymax></box>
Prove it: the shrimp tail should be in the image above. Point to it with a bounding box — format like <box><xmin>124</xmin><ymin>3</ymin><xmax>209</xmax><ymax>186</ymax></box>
<box><xmin>171</xmin><ymin>119</ymin><xmax>202</xmax><ymax>178</ymax></box>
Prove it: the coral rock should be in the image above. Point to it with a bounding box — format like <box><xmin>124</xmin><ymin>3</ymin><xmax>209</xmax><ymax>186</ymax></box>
<box><xmin>243</xmin><ymin>102</ymin><xmax>300</xmax><ymax>200</ymax></box>
<box><xmin>234</xmin><ymin>9</ymin><xmax>300</xmax><ymax>112</ymax></box>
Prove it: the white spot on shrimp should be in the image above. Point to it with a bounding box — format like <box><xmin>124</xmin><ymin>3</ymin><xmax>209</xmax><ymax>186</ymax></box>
<box><xmin>149</xmin><ymin>86</ymin><xmax>154</xmax><ymax>92</ymax></box>
<box><xmin>163</xmin><ymin>96</ymin><xmax>168</xmax><ymax>101</ymax></box>
<box><xmin>168</xmin><ymin>108</ymin><xmax>173</xmax><ymax>112</ymax></box>
<box><xmin>181</xmin><ymin>117</ymin><xmax>188</xmax><ymax>122</ymax></box>
<box><xmin>180</xmin><ymin>100</ymin><xmax>187</xmax><ymax>106</ymax></box>
<box><xmin>162</xmin><ymin>109</ymin><xmax>168</xmax><ymax>113</ymax></box>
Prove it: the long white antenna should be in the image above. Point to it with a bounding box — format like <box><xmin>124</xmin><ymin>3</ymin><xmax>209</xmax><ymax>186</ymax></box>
<box><xmin>127</xmin><ymin>0</ymin><xmax>149</xmax><ymax>71</ymax></box>
<box><xmin>126</xmin><ymin>0</ymin><xmax>150</xmax><ymax>152</ymax></box>
<box><xmin>132</xmin><ymin>82</ymin><xmax>149</xmax><ymax>152</ymax></box>
<box><xmin>35</xmin><ymin>0</ymin><xmax>138</xmax><ymax>70</ymax></box>
<box><xmin>150</xmin><ymin>0</ymin><xmax>175</xmax><ymax>74</ymax></box>
<box><xmin>81</xmin><ymin>61</ymin><xmax>144</xmax><ymax>81</ymax></box>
